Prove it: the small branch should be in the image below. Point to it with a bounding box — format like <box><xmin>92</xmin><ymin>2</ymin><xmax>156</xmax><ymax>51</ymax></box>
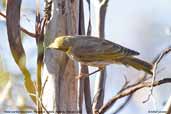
<box><xmin>144</xmin><ymin>48</ymin><xmax>171</xmax><ymax>103</ymax></box>
<box><xmin>112</xmin><ymin>96</ymin><xmax>132</xmax><ymax>114</ymax></box>
<box><xmin>112</xmin><ymin>47</ymin><xmax>171</xmax><ymax>113</ymax></box>
<box><xmin>164</xmin><ymin>95</ymin><xmax>171</xmax><ymax>114</ymax></box>
<box><xmin>121</xmin><ymin>75</ymin><xmax>130</xmax><ymax>90</ymax></box>
<box><xmin>41</xmin><ymin>76</ymin><xmax>48</xmax><ymax>97</ymax></box>
<box><xmin>0</xmin><ymin>12</ymin><xmax>36</xmax><ymax>38</ymax></box>
<box><xmin>35</xmin><ymin>0</ymin><xmax>44</xmax><ymax>113</ymax></box>
<box><xmin>29</xmin><ymin>93</ymin><xmax>49</xmax><ymax>114</ymax></box>
<box><xmin>0</xmin><ymin>11</ymin><xmax>6</xmax><ymax>18</ymax></box>
<box><xmin>98</xmin><ymin>78</ymin><xmax>171</xmax><ymax>114</ymax></box>
<box><xmin>20</xmin><ymin>28</ymin><xmax>36</xmax><ymax>37</ymax></box>
<box><xmin>109</xmin><ymin>75</ymin><xmax>132</xmax><ymax>114</ymax></box>
<box><xmin>111</xmin><ymin>74</ymin><xmax>146</xmax><ymax>114</ymax></box>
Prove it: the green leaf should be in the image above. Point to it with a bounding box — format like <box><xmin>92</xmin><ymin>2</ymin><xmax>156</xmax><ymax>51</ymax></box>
<box><xmin>6</xmin><ymin>0</ymin><xmax>36</xmax><ymax>104</ymax></box>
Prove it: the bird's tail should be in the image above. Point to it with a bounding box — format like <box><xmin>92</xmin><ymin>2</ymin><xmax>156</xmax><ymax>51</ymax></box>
<box><xmin>119</xmin><ymin>57</ymin><xmax>153</xmax><ymax>74</ymax></box>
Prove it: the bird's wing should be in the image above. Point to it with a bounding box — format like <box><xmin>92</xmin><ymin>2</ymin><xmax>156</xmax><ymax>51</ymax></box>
<box><xmin>70</xmin><ymin>37</ymin><xmax>139</xmax><ymax>62</ymax></box>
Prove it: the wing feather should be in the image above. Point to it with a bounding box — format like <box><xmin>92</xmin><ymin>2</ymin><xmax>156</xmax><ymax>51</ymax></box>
<box><xmin>68</xmin><ymin>36</ymin><xmax>139</xmax><ymax>62</ymax></box>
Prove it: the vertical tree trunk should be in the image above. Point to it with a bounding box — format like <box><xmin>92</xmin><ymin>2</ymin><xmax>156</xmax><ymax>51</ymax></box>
<box><xmin>42</xmin><ymin>0</ymin><xmax>79</xmax><ymax>113</ymax></box>
<box><xmin>92</xmin><ymin>0</ymin><xmax>109</xmax><ymax>113</ymax></box>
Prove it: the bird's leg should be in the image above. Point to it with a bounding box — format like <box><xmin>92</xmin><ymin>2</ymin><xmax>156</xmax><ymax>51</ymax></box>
<box><xmin>88</xmin><ymin>67</ymin><xmax>104</xmax><ymax>76</ymax></box>
<box><xmin>75</xmin><ymin>67</ymin><xmax>105</xmax><ymax>79</ymax></box>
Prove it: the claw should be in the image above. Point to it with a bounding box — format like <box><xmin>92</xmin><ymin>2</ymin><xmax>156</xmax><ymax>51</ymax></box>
<box><xmin>75</xmin><ymin>73</ymin><xmax>88</xmax><ymax>79</ymax></box>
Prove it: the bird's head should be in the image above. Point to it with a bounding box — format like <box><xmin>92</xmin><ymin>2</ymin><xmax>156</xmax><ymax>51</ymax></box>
<box><xmin>48</xmin><ymin>36</ymin><xmax>72</xmax><ymax>52</ymax></box>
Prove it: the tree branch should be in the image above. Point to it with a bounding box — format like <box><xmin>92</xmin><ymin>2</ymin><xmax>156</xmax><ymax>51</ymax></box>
<box><xmin>112</xmin><ymin>96</ymin><xmax>132</xmax><ymax>114</ymax></box>
<box><xmin>0</xmin><ymin>12</ymin><xmax>36</xmax><ymax>38</ymax></box>
<box><xmin>110</xmin><ymin>73</ymin><xmax>147</xmax><ymax>114</ymax></box>
<box><xmin>164</xmin><ymin>95</ymin><xmax>171</xmax><ymax>114</ymax></box>
<box><xmin>144</xmin><ymin>48</ymin><xmax>171</xmax><ymax>103</ymax></box>
<box><xmin>98</xmin><ymin>78</ymin><xmax>171</xmax><ymax>114</ymax></box>
<box><xmin>111</xmin><ymin>47</ymin><xmax>171</xmax><ymax>113</ymax></box>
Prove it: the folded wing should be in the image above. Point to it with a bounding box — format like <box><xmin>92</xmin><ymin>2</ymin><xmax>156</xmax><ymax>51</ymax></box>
<box><xmin>70</xmin><ymin>36</ymin><xmax>139</xmax><ymax>62</ymax></box>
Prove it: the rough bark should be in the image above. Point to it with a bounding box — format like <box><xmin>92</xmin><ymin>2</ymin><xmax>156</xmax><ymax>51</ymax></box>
<box><xmin>42</xmin><ymin>0</ymin><xmax>79</xmax><ymax>113</ymax></box>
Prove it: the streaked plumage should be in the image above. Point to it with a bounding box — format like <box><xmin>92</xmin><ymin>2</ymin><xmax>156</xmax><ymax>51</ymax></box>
<box><xmin>48</xmin><ymin>35</ymin><xmax>153</xmax><ymax>74</ymax></box>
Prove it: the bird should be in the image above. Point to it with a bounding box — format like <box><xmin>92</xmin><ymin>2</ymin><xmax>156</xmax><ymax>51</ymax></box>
<box><xmin>48</xmin><ymin>35</ymin><xmax>153</xmax><ymax>79</ymax></box>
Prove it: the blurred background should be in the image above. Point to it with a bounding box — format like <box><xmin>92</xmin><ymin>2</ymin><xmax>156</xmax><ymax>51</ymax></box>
<box><xmin>0</xmin><ymin>0</ymin><xmax>171</xmax><ymax>114</ymax></box>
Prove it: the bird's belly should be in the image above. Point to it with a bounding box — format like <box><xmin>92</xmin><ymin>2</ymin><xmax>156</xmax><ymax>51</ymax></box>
<box><xmin>81</xmin><ymin>61</ymin><xmax>112</xmax><ymax>67</ymax></box>
<box><xmin>67</xmin><ymin>53</ymin><xmax>118</xmax><ymax>67</ymax></box>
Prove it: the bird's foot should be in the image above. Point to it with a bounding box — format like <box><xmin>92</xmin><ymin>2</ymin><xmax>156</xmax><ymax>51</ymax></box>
<box><xmin>75</xmin><ymin>73</ymin><xmax>88</xmax><ymax>79</ymax></box>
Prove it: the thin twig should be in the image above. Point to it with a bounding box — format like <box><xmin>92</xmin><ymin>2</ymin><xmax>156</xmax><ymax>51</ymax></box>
<box><xmin>0</xmin><ymin>12</ymin><xmax>36</xmax><ymax>38</ymax></box>
<box><xmin>111</xmin><ymin>73</ymin><xmax>146</xmax><ymax>114</ymax></box>
<box><xmin>98</xmin><ymin>78</ymin><xmax>171</xmax><ymax>114</ymax></box>
<box><xmin>20</xmin><ymin>28</ymin><xmax>36</xmax><ymax>37</ymax></box>
<box><xmin>164</xmin><ymin>95</ymin><xmax>171</xmax><ymax>114</ymax></box>
<box><xmin>107</xmin><ymin>47</ymin><xmax>171</xmax><ymax>113</ymax></box>
<box><xmin>0</xmin><ymin>11</ymin><xmax>6</xmax><ymax>18</ymax></box>
<box><xmin>76</xmin><ymin>68</ymin><xmax>104</xmax><ymax>79</ymax></box>
<box><xmin>40</xmin><ymin>100</ymin><xmax>49</xmax><ymax>114</ymax></box>
<box><xmin>121</xmin><ymin>75</ymin><xmax>129</xmax><ymax>90</ymax></box>
<box><xmin>107</xmin><ymin>75</ymin><xmax>131</xmax><ymax>114</ymax></box>
<box><xmin>29</xmin><ymin>93</ymin><xmax>50</xmax><ymax>114</ymax></box>
<box><xmin>143</xmin><ymin>48</ymin><xmax>171</xmax><ymax>103</ymax></box>
<box><xmin>41</xmin><ymin>76</ymin><xmax>48</xmax><ymax>96</ymax></box>
<box><xmin>112</xmin><ymin>96</ymin><xmax>132</xmax><ymax>114</ymax></box>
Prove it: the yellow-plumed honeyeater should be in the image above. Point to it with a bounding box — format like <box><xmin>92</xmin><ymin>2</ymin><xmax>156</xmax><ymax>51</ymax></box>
<box><xmin>48</xmin><ymin>35</ymin><xmax>153</xmax><ymax>76</ymax></box>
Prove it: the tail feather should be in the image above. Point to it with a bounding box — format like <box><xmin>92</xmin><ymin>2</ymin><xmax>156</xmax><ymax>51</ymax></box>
<box><xmin>119</xmin><ymin>57</ymin><xmax>153</xmax><ymax>74</ymax></box>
